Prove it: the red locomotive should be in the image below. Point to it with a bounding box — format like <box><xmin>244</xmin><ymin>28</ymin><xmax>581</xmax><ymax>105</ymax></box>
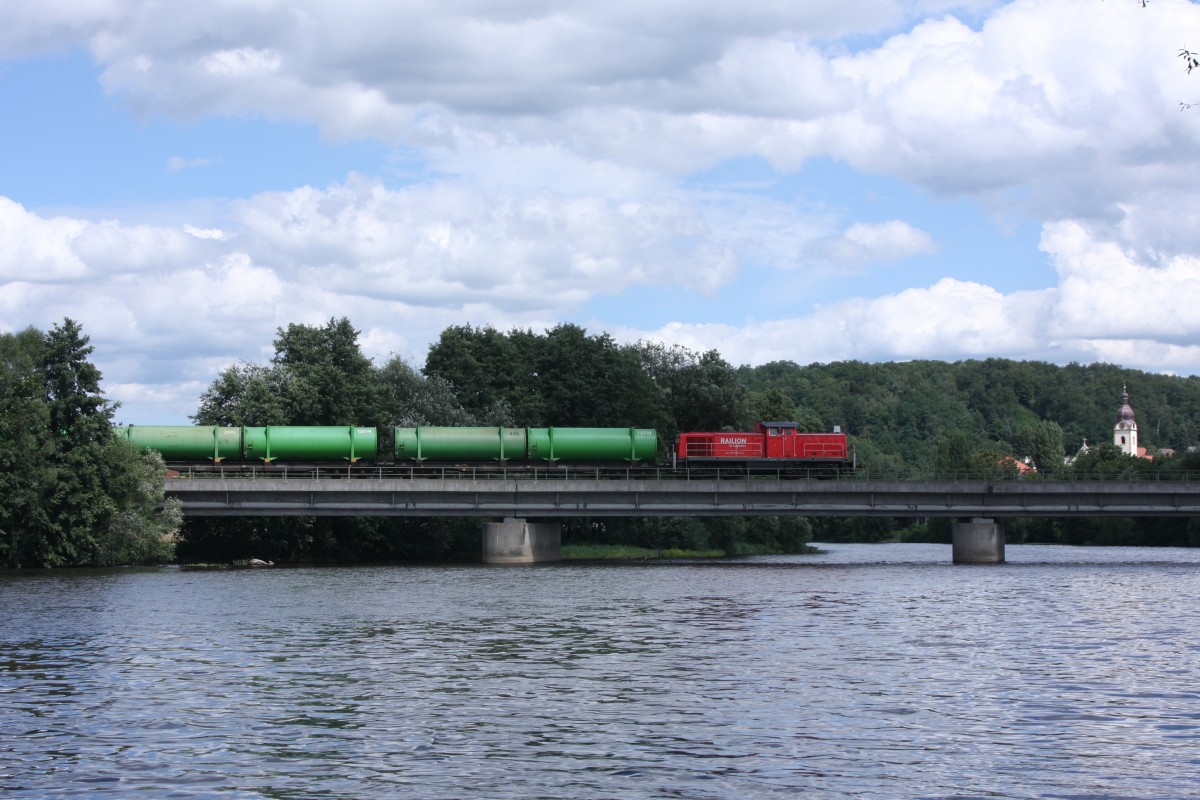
<box><xmin>674</xmin><ymin>422</ymin><xmax>853</xmax><ymax>476</ymax></box>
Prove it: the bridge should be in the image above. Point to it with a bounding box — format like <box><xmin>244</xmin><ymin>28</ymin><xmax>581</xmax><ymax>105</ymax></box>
<box><xmin>165</xmin><ymin>473</ymin><xmax>1200</xmax><ymax>565</ymax></box>
<box><xmin>166</xmin><ymin>475</ymin><xmax>1200</xmax><ymax>518</ymax></box>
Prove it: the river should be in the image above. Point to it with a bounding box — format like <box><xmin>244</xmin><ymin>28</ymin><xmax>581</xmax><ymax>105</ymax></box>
<box><xmin>3</xmin><ymin>543</ymin><xmax>1199</xmax><ymax>799</ymax></box>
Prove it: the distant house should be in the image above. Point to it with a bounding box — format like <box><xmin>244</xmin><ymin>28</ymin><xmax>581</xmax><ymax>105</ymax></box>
<box><xmin>999</xmin><ymin>455</ymin><xmax>1037</xmax><ymax>475</ymax></box>
<box><xmin>1064</xmin><ymin>439</ymin><xmax>1090</xmax><ymax>466</ymax></box>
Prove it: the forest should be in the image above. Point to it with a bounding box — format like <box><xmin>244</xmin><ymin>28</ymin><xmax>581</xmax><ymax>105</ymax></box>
<box><xmin>4</xmin><ymin>316</ymin><xmax>1200</xmax><ymax>567</ymax></box>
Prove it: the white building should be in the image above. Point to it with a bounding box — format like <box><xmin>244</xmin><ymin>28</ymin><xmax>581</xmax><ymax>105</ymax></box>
<box><xmin>1114</xmin><ymin>386</ymin><xmax>1139</xmax><ymax>457</ymax></box>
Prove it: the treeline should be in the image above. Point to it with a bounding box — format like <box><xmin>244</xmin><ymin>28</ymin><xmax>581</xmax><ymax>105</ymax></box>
<box><xmin>739</xmin><ymin>359</ymin><xmax>1200</xmax><ymax>475</ymax></box>
<box><xmin>8</xmin><ymin>317</ymin><xmax>1200</xmax><ymax>566</ymax></box>
<box><xmin>180</xmin><ymin>319</ymin><xmax>806</xmax><ymax>562</ymax></box>
<box><xmin>738</xmin><ymin>359</ymin><xmax>1200</xmax><ymax>545</ymax></box>
<box><xmin>0</xmin><ymin>320</ymin><xmax>179</xmax><ymax>568</ymax></box>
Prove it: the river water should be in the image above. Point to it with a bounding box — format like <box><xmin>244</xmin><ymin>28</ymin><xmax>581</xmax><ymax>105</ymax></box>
<box><xmin>3</xmin><ymin>543</ymin><xmax>1199</xmax><ymax>799</ymax></box>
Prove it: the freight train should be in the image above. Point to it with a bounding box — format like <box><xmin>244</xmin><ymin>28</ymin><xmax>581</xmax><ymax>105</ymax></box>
<box><xmin>122</xmin><ymin>421</ymin><xmax>853</xmax><ymax>477</ymax></box>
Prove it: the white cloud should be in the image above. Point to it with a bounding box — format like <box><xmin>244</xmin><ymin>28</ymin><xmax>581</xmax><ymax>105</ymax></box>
<box><xmin>1044</xmin><ymin>220</ymin><xmax>1200</xmax><ymax>342</ymax></box>
<box><xmin>622</xmin><ymin>221</ymin><xmax>1200</xmax><ymax>371</ymax></box>
<box><xmin>168</xmin><ymin>155</ymin><xmax>220</xmax><ymax>172</ymax></box>
<box><xmin>184</xmin><ymin>224</ymin><xmax>231</xmax><ymax>241</ymax></box>
<box><xmin>232</xmin><ymin>175</ymin><xmax>740</xmax><ymax>307</ymax></box>
<box><xmin>0</xmin><ymin>198</ymin><xmax>218</xmax><ymax>282</ymax></box>
<box><xmin>0</xmin><ymin>198</ymin><xmax>89</xmax><ymax>281</ymax></box>
<box><xmin>8</xmin><ymin>1</ymin><xmax>1199</xmax><ymax>235</ymax></box>
<box><xmin>806</xmin><ymin>220</ymin><xmax>937</xmax><ymax>269</ymax></box>
<box><xmin>196</xmin><ymin>46</ymin><xmax>281</xmax><ymax>78</ymax></box>
<box><xmin>5</xmin><ymin>180</ymin><xmax>1197</xmax><ymax>424</ymax></box>
<box><xmin>3</xmin><ymin>0</ymin><xmax>1200</xmax><ymax>422</ymax></box>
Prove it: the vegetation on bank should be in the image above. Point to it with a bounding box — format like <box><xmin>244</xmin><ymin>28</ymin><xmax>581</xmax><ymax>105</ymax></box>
<box><xmin>6</xmin><ymin>316</ymin><xmax>1200</xmax><ymax>567</ymax></box>
<box><xmin>563</xmin><ymin>544</ymin><xmax>727</xmax><ymax>560</ymax></box>
<box><xmin>0</xmin><ymin>320</ymin><xmax>180</xmax><ymax>568</ymax></box>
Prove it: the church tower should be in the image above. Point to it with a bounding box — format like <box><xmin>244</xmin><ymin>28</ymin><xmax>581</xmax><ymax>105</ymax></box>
<box><xmin>1114</xmin><ymin>385</ymin><xmax>1138</xmax><ymax>456</ymax></box>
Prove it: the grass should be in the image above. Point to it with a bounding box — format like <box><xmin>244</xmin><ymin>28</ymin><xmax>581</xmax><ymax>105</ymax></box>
<box><xmin>562</xmin><ymin>544</ymin><xmax>728</xmax><ymax>560</ymax></box>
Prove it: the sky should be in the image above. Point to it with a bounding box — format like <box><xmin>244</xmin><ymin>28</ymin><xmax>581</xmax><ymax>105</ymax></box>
<box><xmin>2</xmin><ymin>0</ymin><xmax>1200</xmax><ymax>425</ymax></box>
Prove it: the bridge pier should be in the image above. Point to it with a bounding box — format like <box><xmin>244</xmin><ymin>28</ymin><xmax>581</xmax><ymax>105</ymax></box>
<box><xmin>482</xmin><ymin>518</ymin><xmax>561</xmax><ymax>564</ymax></box>
<box><xmin>952</xmin><ymin>518</ymin><xmax>1005</xmax><ymax>563</ymax></box>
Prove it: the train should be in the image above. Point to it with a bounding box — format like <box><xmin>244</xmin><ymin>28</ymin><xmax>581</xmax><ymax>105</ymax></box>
<box><xmin>121</xmin><ymin>421</ymin><xmax>853</xmax><ymax>477</ymax></box>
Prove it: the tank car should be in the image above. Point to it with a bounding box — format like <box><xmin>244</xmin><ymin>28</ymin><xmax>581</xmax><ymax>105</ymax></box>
<box><xmin>394</xmin><ymin>426</ymin><xmax>658</xmax><ymax>464</ymax></box>
<box><xmin>122</xmin><ymin>425</ymin><xmax>378</xmax><ymax>463</ymax></box>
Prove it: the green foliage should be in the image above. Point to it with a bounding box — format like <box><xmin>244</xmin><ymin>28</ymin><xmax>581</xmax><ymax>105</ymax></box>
<box><xmin>195</xmin><ymin>318</ymin><xmax>382</xmax><ymax>427</ymax></box>
<box><xmin>736</xmin><ymin>357</ymin><xmax>1200</xmax><ymax>477</ymax></box>
<box><xmin>184</xmin><ymin>320</ymin><xmax>1200</xmax><ymax>556</ymax></box>
<box><xmin>0</xmin><ymin>320</ymin><xmax>179</xmax><ymax>567</ymax></box>
<box><xmin>1016</xmin><ymin>419</ymin><xmax>1065</xmax><ymax>475</ymax></box>
<box><xmin>377</xmin><ymin>357</ymin><xmax>476</xmax><ymax>426</ymax></box>
<box><xmin>1067</xmin><ymin>443</ymin><xmax>1154</xmax><ymax>479</ymax></box>
<box><xmin>273</xmin><ymin>318</ymin><xmax>382</xmax><ymax>425</ymax></box>
<box><xmin>562</xmin><ymin>544</ymin><xmax>725</xmax><ymax>559</ymax></box>
<box><xmin>425</xmin><ymin>323</ymin><xmax>671</xmax><ymax>429</ymax></box>
<box><xmin>636</xmin><ymin>342</ymin><xmax>749</xmax><ymax>438</ymax></box>
<box><xmin>749</xmin><ymin>388</ymin><xmax>798</xmax><ymax>425</ymax></box>
<box><xmin>193</xmin><ymin>362</ymin><xmax>290</xmax><ymax>425</ymax></box>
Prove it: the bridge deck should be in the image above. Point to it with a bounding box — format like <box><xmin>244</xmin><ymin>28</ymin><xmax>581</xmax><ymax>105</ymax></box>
<box><xmin>166</xmin><ymin>477</ymin><xmax>1200</xmax><ymax>517</ymax></box>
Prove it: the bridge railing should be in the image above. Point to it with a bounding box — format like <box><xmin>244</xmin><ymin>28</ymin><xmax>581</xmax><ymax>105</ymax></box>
<box><xmin>164</xmin><ymin>463</ymin><xmax>1200</xmax><ymax>483</ymax></box>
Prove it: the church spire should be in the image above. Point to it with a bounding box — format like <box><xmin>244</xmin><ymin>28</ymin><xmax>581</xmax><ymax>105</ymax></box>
<box><xmin>1114</xmin><ymin>385</ymin><xmax>1138</xmax><ymax>456</ymax></box>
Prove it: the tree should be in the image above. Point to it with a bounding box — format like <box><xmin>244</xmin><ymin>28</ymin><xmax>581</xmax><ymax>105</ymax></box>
<box><xmin>194</xmin><ymin>318</ymin><xmax>382</xmax><ymax>427</ymax></box>
<box><xmin>0</xmin><ymin>327</ymin><xmax>55</xmax><ymax>567</ymax></box>
<box><xmin>536</xmin><ymin>324</ymin><xmax>664</xmax><ymax>427</ymax></box>
<box><xmin>193</xmin><ymin>362</ymin><xmax>290</xmax><ymax>425</ymax></box>
<box><xmin>425</xmin><ymin>323</ymin><xmax>669</xmax><ymax>428</ymax></box>
<box><xmin>377</xmin><ymin>356</ymin><xmax>476</xmax><ymax>426</ymax></box>
<box><xmin>1068</xmin><ymin>443</ymin><xmax>1150</xmax><ymax>479</ymax></box>
<box><xmin>0</xmin><ymin>320</ymin><xmax>178</xmax><ymax>567</ymax></box>
<box><xmin>748</xmin><ymin>388</ymin><xmax>797</xmax><ymax>424</ymax></box>
<box><xmin>273</xmin><ymin>318</ymin><xmax>381</xmax><ymax>425</ymax></box>
<box><xmin>424</xmin><ymin>324</ymin><xmax>526</xmax><ymax>419</ymax></box>
<box><xmin>1016</xmin><ymin>419</ymin><xmax>1065</xmax><ymax>475</ymax></box>
<box><xmin>635</xmin><ymin>343</ymin><xmax>748</xmax><ymax>436</ymax></box>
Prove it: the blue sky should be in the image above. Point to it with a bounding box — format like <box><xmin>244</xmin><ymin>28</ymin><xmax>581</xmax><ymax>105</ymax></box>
<box><xmin>1</xmin><ymin>0</ymin><xmax>1199</xmax><ymax>424</ymax></box>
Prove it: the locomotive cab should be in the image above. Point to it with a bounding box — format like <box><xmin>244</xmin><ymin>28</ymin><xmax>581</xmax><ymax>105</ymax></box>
<box><xmin>674</xmin><ymin>421</ymin><xmax>852</xmax><ymax>477</ymax></box>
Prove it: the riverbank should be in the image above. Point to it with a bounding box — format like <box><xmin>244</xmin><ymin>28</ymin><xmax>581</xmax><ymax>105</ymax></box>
<box><xmin>561</xmin><ymin>543</ymin><xmax>819</xmax><ymax>560</ymax></box>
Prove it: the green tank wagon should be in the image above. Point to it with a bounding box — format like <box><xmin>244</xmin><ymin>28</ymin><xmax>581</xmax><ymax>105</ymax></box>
<box><xmin>394</xmin><ymin>426</ymin><xmax>528</xmax><ymax>462</ymax></box>
<box><xmin>526</xmin><ymin>427</ymin><xmax>658</xmax><ymax>463</ymax></box>
<box><xmin>122</xmin><ymin>425</ymin><xmax>245</xmax><ymax>462</ymax></box>
<box><xmin>123</xmin><ymin>425</ymin><xmax>377</xmax><ymax>463</ymax></box>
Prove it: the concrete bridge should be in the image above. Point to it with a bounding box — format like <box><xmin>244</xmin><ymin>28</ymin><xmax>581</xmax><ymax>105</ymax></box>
<box><xmin>166</xmin><ymin>475</ymin><xmax>1200</xmax><ymax>565</ymax></box>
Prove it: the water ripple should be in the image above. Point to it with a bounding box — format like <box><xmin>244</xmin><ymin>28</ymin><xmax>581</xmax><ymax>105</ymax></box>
<box><xmin>2</xmin><ymin>545</ymin><xmax>1200</xmax><ymax>798</ymax></box>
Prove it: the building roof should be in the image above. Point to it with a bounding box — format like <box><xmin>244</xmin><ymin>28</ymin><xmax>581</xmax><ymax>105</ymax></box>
<box><xmin>1116</xmin><ymin>385</ymin><xmax>1136</xmax><ymax>424</ymax></box>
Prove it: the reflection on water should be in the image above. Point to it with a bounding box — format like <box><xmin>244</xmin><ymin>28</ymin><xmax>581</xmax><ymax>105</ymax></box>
<box><xmin>2</xmin><ymin>544</ymin><xmax>1200</xmax><ymax>798</ymax></box>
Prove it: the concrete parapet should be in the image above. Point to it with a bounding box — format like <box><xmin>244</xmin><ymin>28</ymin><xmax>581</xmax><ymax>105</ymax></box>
<box><xmin>952</xmin><ymin>517</ymin><xmax>1005</xmax><ymax>563</ymax></box>
<box><xmin>482</xmin><ymin>517</ymin><xmax>561</xmax><ymax>564</ymax></box>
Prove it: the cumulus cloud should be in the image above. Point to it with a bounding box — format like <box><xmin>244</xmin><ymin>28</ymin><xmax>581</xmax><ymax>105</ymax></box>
<box><xmin>5</xmin><ymin>176</ymin><xmax>1197</xmax><ymax>424</ymax></box>
<box><xmin>0</xmin><ymin>174</ymin><xmax>753</xmax><ymax>419</ymax></box>
<box><xmin>1044</xmin><ymin>220</ymin><xmax>1200</xmax><ymax>342</ymax></box>
<box><xmin>3</xmin><ymin>0</ymin><xmax>1200</xmax><ymax>422</ymax></box>
<box><xmin>623</xmin><ymin>222</ymin><xmax>1200</xmax><ymax>372</ymax></box>
<box><xmin>231</xmin><ymin>175</ymin><xmax>740</xmax><ymax>304</ymax></box>
<box><xmin>805</xmin><ymin>220</ymin><xmax>937</xmax><ymax>270</ymax></box>
<box><xmin>7</xmin><ymin>1</ymin><xmax>1198</xmax><ymax>238</ymax></box>
<box><xmin>0</xmin><ymin>197</ymin><xmax>218</xmax><ymax>283</ymax></box>
<box><xmin>23</xmin><ymin>1</ymin><xmax>1181</xmax><ymax>222</ymax></box>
